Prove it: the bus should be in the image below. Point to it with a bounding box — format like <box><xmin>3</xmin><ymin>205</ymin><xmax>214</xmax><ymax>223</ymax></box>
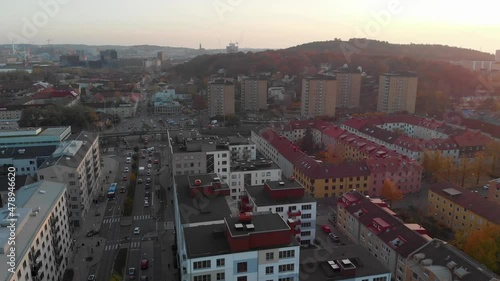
<box><xmin>107</xmin><ymin>183</ymin><xmax>118</xmax><ymax>200</ymax></box>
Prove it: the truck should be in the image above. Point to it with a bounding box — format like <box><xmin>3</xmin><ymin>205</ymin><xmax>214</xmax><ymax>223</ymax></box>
<box><xmin>138</xmin><ymin>167</ymin><xmax>145</xmax><ymax>175</ymax></box>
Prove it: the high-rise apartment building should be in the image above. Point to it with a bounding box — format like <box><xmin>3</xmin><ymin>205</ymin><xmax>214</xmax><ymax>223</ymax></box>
<box><xmin>208</xmin><ymin>78</ymin><xmax>235</xmax><ymax>118</ymax></box>
<box><xmin>335</xmin><ymin>69</ymin><xmax>362</xmax><ymax>108</ymax></box>
<box><xmin>301</xmin><ymin>76</ymin><xmax>337</xmax><ymax>118</ymax></box>
<box><xmin>377</xmin><ymin>72</ymin><xmax>418</xmax><ymax>114</ymax></box>
<box><xmin>241</xmin><ymin>76</ymin><xmax>268</xmax><ymax>112</ymax></box>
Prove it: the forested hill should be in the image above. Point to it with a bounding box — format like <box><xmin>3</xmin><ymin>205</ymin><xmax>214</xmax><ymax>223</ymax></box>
<box><xmin>287</xmin><ymin>39</ymin><xmax>494</xmax><ymax>61</ymax></box>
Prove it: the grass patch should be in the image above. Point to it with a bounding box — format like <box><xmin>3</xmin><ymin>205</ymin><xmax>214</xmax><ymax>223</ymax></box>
<box><xmin>113</xmin><ymin>248</ymin><xmax>127</xmax><ymax>277</ymax></box>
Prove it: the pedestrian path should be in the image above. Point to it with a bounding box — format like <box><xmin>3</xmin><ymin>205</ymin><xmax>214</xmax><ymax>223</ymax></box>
<box><xmin>102</xmin><ymin>217</ymin><xmax>120</xmax><ymax>224</ymax></box>
<box><xmin>133</xmin><ymin>215</ymin><xmax>151</xmax><ymax>221</ymax></box>
<box><xmin>104</xmin><ymin>244</ymin><xmax>120</xmax><ymax>251</ymax></box>
<box><xmin>130</xmin><ymin>241</ymin><xmax>141</xmax><ymax>249</ymax></box>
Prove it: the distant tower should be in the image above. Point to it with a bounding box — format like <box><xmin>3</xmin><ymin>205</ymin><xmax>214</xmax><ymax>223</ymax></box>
<box><xmin>199</xmin><ymin>43</ymin><xmax>202</xmax><ymax>50</ymax></box>
<box><xmin>496</xmin><ymin>50</ymin><xmax>500</xmax><ymax>62</ymax></box>
<box><xmin>226</xmin><ymin>42</ymin><xmax>238</xmax><ymax>53</ymax></box>
<box><xmin>157</xmin><ymin>51</ymin><xmax>167</xmax><ymax>61</ymax></box>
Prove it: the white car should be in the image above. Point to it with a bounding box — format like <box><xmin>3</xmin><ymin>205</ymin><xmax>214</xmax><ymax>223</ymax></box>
<box><xmin>483</xmin><ymin>185</ymin><xmax>489</xmax><ymax>190</ymax></box>
<box><xmin>147</xmin><ymin>164</ymin><xmax>152</xmax><ymax>168</ymax></box>
<box><xmin>124</xmin><ymin>167</ymin><xmax>129</xmax><ymax>173</ymax></box>
<box><xmin>133</xmin><ymin>227</ymin><xmax>140</xmax><ymax>235</ymax></box>
<box><xmin>144</xmin><ymin>201</ymin><xmax>149</xmax><ymax>207</ymax></box>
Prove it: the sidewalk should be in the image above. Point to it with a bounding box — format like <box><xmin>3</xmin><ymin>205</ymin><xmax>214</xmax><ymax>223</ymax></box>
<box><xmin>67</xmin><ymin>156</ymin><xmax>119</xmax><ymax>281</ymax></box>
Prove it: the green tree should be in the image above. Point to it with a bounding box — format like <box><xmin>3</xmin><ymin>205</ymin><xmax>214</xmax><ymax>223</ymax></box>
<box><xmin>300</xmin><ymin>128</ymin><xmax>314</xmax><ymax>154</ymax></box>
<box><xmin>133</xmin><ymin>146</ymin><xmax>140</xmax><ymax>153</ymax></box>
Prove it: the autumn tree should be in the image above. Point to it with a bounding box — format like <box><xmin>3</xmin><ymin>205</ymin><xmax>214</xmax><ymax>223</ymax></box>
<box><xmin>471</xmin><ymin>152</ymin><xmax>491</xmax><ymax>185</ymax></box>
<box><xmin>381</xmin><ymin>178</ymin><xmax>403</xmax><ymax>202</ymax></box>
<box><xmin>485</xmin><ymin>141</ymin><xmax>500</xmax><ymax>173</ymax></box>
<box><xmin>458</xmin><ymin>157</ymin><xmax>473</xmax><ymax>187</ymax></box>
<box><xmin>463</xmin><ymin>225</ymin><xmax>500</xmax><ymax>273</ymax></box>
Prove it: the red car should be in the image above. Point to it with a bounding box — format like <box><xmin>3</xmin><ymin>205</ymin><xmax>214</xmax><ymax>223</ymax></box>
<box><xmin>141</xmin><ymin>258</ymin><xmax>149</xmax><ymax>270</ymax></box>
<box><xmin>321</xmin><ymin>225</ymin><xmax>331</xmax><ymax>233</ymax></box>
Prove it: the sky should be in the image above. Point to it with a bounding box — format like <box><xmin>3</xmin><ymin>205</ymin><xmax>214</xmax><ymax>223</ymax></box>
<box><xmin>1</xmin><ymin>0</ymin><xmax>499</xmax><ymax>54</ymax></box>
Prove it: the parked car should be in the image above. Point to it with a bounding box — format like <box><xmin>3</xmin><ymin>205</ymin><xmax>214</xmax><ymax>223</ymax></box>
<box><xmin>329</xmin><ymin>233</ymin><xmax>340</xmax><ymax>242</ymax></box>
<box><xmin>141</xmin><ymin>258</ymin><xmax>149</xmax><ymax>270</ymax></box>
<box><xmin>137</xmin><ymin>178</ymin><xmax>143</xmax><ymax>184</ymax></box>
<box><xmin>123</xmin><ymin>175</ymin><xmax>128</xmax><ymax>181</ymax></box>
<box><xmin>128</xmin><ymin>267</ymin><xmax>136</xmax><ymax>279</ymax></box>
<box><xmin>146</xmin><ymin>178</ymin><xmax>151</xmax><ymax>183</ymax></box>
<box><xmin>144</xmin><ymin>201</ymin><xmax>149</xmax><ymax>207</ymax></box>
<box><xmin>87</xmin><ymin>275</ymin><xmax>95</xmax><ymax>281</ymax></box>
<box><xmin>86</xmin><ymin>229</ymin><xmax>99</xmax><ymax>237</ymax></box>
<box><xmin>120</xmin><ymin>187</ymin><xmax>126</xmax><ymax>193</ymax></box>
<box><xmin>145</xmin><ymin>191</ymin><xmax>150</xmax><ymax>196</ymax></box>
<box><xmin>124</xmin><ymin>167</ymin><xmax>129</xmax><ymax>173</ymax></box>
<box><xmin>321</xmin><ymin>225</ymin><xmax>331</xmax><ymax>233</ymax></box>
<box><xmin>140</xmin><ymin>276</ymin><xmax>149</xmax><ymax>281</ymax></box>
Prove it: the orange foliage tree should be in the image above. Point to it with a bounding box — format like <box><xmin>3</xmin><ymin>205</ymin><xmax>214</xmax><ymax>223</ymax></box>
<box><xmin>381</xmin><ymin>179</ymin><xmax>403</xmax><ymax>201</ymax></box>
<box><xmin>463</xmin><ymin>225</ymin><xmax>500</xmax><ymax>274</ymax></box>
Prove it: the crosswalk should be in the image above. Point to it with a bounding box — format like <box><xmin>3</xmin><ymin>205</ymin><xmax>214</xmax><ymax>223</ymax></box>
<box><xmin>133</xmin><ymin>215</ymin><xmax>151</xmax><ymax>221</ymax></box>
<box><xmin>103</xmin><ymin>241</ymin><xmax>141</xmax><ymax>252</ymax></box>
<box><xmin>102</xmin><ymin>217</ymin><xmax>120</xmax><ymax>224</ymax></box>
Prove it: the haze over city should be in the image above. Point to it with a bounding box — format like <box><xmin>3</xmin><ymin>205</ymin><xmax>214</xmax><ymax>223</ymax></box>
<box><xmin>1</xmin><ymin>0</ymin><xmax>499</xmax><ymax>53</ymax></box>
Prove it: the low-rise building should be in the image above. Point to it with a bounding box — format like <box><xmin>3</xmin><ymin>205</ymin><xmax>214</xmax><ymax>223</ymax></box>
<box><xmin>36</xmin><ymin>132</ymin><xmax>102</xmax><ymax>229</ymax></box>
<box><xmin>427</xmin><ymin>181</ymin><xmax>500</xmax><ymax>232</ymax></box>
<box><xmin>405</xmin><ymin>239</ymin><xmax>500</xmax><ymax>281</ymax></box>
<box><xmin>86</xmin><ymin>101</ymin><xmax>138</xmax><ymax>118</ymax></box>
<box><xmin>244</xmin><ymin>179</ymin><xmax>317</xmax><ymax>246</ymax></box>
<box><xmin>336</xmin><ymin>192</ymin><xmax>429</xmax><ymax>281</ymax></box>
<box><xmin>0</xmin><ymin>146</ymin><xmax>57</xmax><ymax>176</ymax></box>
<box><xmin>299</xmin><ymin>244</ymin><xmax>392</xmax><ymax>281</ymax></box>
<box><xmin>0</xmin><ymin>181</ymin><xmax>71</xmax><ymax>281</ymax></box>
<box><xmin>486</xmin><ymin>178</ymin><xmax>500</xmax><ymax>204</ymax></box>
<box><xmin>0</xmin><ymin>126</ymin><xmax>71</xmax><ymax>148</ymax></box>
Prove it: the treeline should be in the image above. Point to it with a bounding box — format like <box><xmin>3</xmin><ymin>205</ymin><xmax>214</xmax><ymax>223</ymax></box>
<box><xmin>288</xmin><ymin>38</ymin><xmax>495</xmax><ymax>61</ymax></box>
<box><xmin>18</xmin><ymin>105</ymin><xmax>98</xmax><ymax>130</ymax></box>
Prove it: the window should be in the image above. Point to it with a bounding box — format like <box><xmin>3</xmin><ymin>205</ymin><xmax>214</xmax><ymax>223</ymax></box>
<box><xmin>194</xmin><ymin>275</ymin><xmax>211</xmax><ymax>281</ymax></box>
<box><xmin>301</xmin><ymin>204</ymin><xmax>312</xmax><ymax>210</ymax></box>
<box><xmin>237</xmin><ymin>262</ymin><xmax>247</xmax><ymax>273</ymax></box>
<box><xmin>265</xmin><ymin>266</ymin><xmax>273</xmax><ymax>274</ymax></box>
<box><xmin>279</xmin><ymin>250</ymin><xmax>295</xmax><ymax>259</ymax></box>
<box><xmin>278</xmin><ymin>278</ymin><xmax>294</xmax><ymax>281</ymax></box>
<box><xmin>193</xmin><ymin>260</ymin><xmax>211</xmax><ymax>270</ymax></box>
<box><xmin>237</xmin><ymin>277</ymin><xmax>247</xmax><ymax>281</ymax></box>
<box><xmin>278</xmin><ymin>264</ymin><xmax>294</xmax><ymax>272</ymax></box>
<box><xmin>301</xmin><ymin>222</ymin><xmax>311</xmax><ymax>228</ymax></box>
<box><xmin>216</xmin><ymin>272</ymin><xmax>225</xmax><ymax>280</ymax></box>
<box><xmin>216</xmin><ymin>258</ymin><xmax>225</xmax><ymax>267</ymax></box>
<box><xmin>301</xmin><ymin>231</ymin><xmax>311</xmax><ymax>236</ymax></box>
<box><xmin>266</xmin><ymin>252</ymin><xmax>274</xmax><ymax>260</ymax></box>
<box><xmin>276</xmin><ymin>207</ymin><xmax>284</xmax><ymax>212</ymax></box>
<box><xmin>301</xmin><ymin>214</ymin><xmax>311</xmax><ymax>219</ymax></box>
<box><xmin>373</xmin><ymin>277</ymin><xmax>387</xmax><ymax>281</ymax></box>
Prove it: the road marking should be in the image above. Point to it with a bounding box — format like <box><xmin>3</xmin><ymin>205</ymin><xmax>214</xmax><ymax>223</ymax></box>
<box><xmin>103</xmin><ymin>218</ymin><xmax>120</xmax><ymax>224</ymax></box>
<box><xmin>104</xmin><ymin>244</ymin><xmax>120</xmax><ymax>251</ymax></box>
<box><xmin>133</xmin><ymin>215</ymin><xmax>151</xmax><ymax>221</ymax></box>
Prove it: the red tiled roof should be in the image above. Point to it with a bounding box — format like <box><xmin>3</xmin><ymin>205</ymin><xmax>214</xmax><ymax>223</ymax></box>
<box><xmin>32</xmin><ymin>88</ymin><xmax>78</xmax><ymax>99</ymax></box>
<box><xmin>322</xmin><ymin>126</ymin><xmax>346</xmax><ymax>139</ymax></box>
<box><xmin>342</xmin><ymin>118</ymin><xmax>369</xmax><ymax>130</ymax></box>
<box><xmin>295</xmin><ymin>159</ymin><xmax>370</xmax><ymax>179</ymax></box>
<box><xmin>451</xmin><ymin>130</ymin><xmax>492</xmax><ymax>148</ymax></box>
<box><xmin>461</xmin><ymin>118</ymin><xmax>500</xmax><ymax>139</ymax></box>
<box><xmin>429</xmin><ymin>181</ymin><xmax>500</xmax><ymax>225</ymax></box>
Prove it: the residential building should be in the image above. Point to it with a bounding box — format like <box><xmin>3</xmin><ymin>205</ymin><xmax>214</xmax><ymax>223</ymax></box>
<box><xmin>0</xmin><ymin>146</ymin><xmax>57</xmax><ymax>176</ymax></box>
<box><xmin>0</xmin><ymin>175</ymin><xmax>33</xmax><ymax>207</ymax></box>
<box><xmin>335</xmin><ymin>69</ymin><xmax>362</xmax><ymax>108</ymax></box>
<box><xmin>377</xmin><ymin>72</ymin><xmax>418</xmax><ymax>114</ymax></box>
<box><xmin>157</xmin><ymin>51</ymin><xmax>167</xmax><ymax>61</ymax></box>
<box><xmin>336</xmin><ymin>192</ymin><xmax>429</xmax><ymax>281</ymax></box>
<box><xmin>486</xmin><ymin>178</ymin><xmax>500</xmax><ymax>204</ymax></box>
<box><xmin>301</xmin><ymin>76</ymin><xmax>337</xmax><ymax>118</ymax></box>
<box><xmin>299</xmin><ymin>244</ymin><xmax>391</xmax><ymax>281</ymax></box>
<box><xmin>169</xmin><ymin>131</ymin><xmax>256</xmax><ymax>182</ymax></box>
<box><xmin>228</xmin><ymin>159</ymin><xmax>282</xmax><ymax>199</ymax></box>
<box><xmin>0</xmin><ymin>181</ymin><xmax>71</xmax><ymax>281</ymax></box>
<box><xmin>87</xmin><ymin>101</ymin><xmax>138</xmax><ymax>118</ymax></box>
<box><xmin>268</xmin><ymin>87</ymin><xmax>285</xmax><ymax>102</ymax></box>
<box><xmin>294</xmin><ymin>159</ymin><xmax>371</xmax><ymax>198</ymax></box>
<box><xmin>244</xmin><ymin>179</ymin><xmax>317</xmax><ymax>246</ymax></box>
<box><xmin>366</xmin><ymin>157</ymin><xmax>422</xmax><ymax>196</ymax></box>
<box><xmin>0</xmin><ymin>127</ymin><xmax>71</xmax><ymax>148</ymax></box>
<box><xmin>427</xmin><ymin>181</ymin><xmax>500</xmax><ymax>232</ymax></box>
<box><xmin>451</xmin><ymin>130</ymin><xmax>492</xmax><ymax>158</ymax></box>
<box><xmin>208</xmin><ymin>79</ymin><xmax>235</xmax><ymax>118</ymax></box>
<box><xmin>36</xmin><ymin>132</ymin><xmax>102</xmax><ymax>228</ymax></box>
<box><xmin>241</xmin><ymin>76</ymin><xmax>268</xmax><ymax>112</ymax></box>
<box><xmin>0</xmin><ymin>106</ymin><xmax>22</xmax><ymax>121</ymax></box>
<box><xmin>405</xmin><ymin>239</ymin><xmax>500</xmax><ymax>281</ymax></box>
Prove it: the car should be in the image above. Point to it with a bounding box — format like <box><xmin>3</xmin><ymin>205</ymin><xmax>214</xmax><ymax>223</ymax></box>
<box><xmin>146</xmin><ymin>171</ymin><xmax>151</xmax><ymax>176</ymax></box>
<box><xmin>145</xmin><ymin>191</ymin><xmax>150</xmax><ymax>196</ymax></box>
<box><xmin>144</xmin><ymin>201</ymin><xmax>149</xmax><ymax>207</ymax></box>
<box><xmin>146</xmin><ymin>178</ymin><xmax>151</xmax><ymax>183</ymax></box>
<box><xmin>141</xmin><ymin>258</ymin><xmax>149</xmax><ymax>269</ymax></box>
<box><xmin>120</xmin><ymin>187</ymin><xmax>126</xmax><ymax>193</ymax></box>
<box><xmin>124</xmin><ymin>167</ymin><xmax>129</xmax><ymax>173</ymax></box>
<box><xmin>321</xmin><ymin>225</ymin><xmax>331</xmax><ymax>233</ymax></box>
<box><xmin>134</xmin><ymin>227</ymin><xmax>140</xmax><ymax>235</ymax></box>
<box><xmin>128</xmin><ymin>267</ymin><xmax>136</xmax><ymax>279</ymax></box>
<box><xmin>329</xmin><ymin>233</ymin><xmax>340</xmax><ymax>242</ymax></box>
<box><xmin>140</xmin><ymin>276</ymin><xmax>149</xmax><ymax>281</ymax></box>
<box><xmin>141</xmin><ymin>154</ymin><xmax>146</xmax><ymax>159</ymax></box>
<box><xmin>147</xmin><ymin>164</ymin><xmax>152</xmax><ymax>168</ymax></box>
<box><xmin>87</xmin><ymin>275</ymin><xmax>96</xmax><ymax>281</ymax></box>
<box><xmin>145</xmin><ymin>183</ymin><xmax>150</xmax><ymax>189</ymax></box>
<box><xmin>483</xmin><ymin>185</ymin><xmax>489</xmax><ymax>189</ymax></box>
<box><xmin>86</xmin><ymin>229</ymin><xmax>99</xmax><ymax>237</ymax></box>
<box><xmin>137</xmin><ymin>178</ymin><xmax>143</xmax><ymax>184</ymax></box>
<box><xmin>148</xmin><ymin>159</ymin><xmax>152</xmax><ymax>163</ymax></box>
<box><xmin>123</xmin><ymin>176</ymin><xmax>128</xmax><ymax>181</ymax></box>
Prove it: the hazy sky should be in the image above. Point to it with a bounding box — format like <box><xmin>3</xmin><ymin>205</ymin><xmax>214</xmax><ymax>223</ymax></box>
<box><xmin>1</xmin><ymin>0</ymin><xmax>499</xmax><ymax>53</ymax></box>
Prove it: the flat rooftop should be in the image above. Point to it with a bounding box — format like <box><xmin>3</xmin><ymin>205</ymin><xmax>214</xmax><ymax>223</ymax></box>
<box><xmin>183</xmin><ymin>223</ymin><xmax>231</xmax><ymax>259</ymax></box>
<box><xmin>230</xmin><ymin>159</ymin><xmax>280</xmax><ymax>172</ymax></box>
<box><xmin>265</xmin><ymin>179</ymin><xmax>304</xmax><ymax>190</ymax></box>
<box><xmin>175</xmin><ymin>175</ymin><xmax>233</xmax><ymax>225</ymax></box>
<box><xmin>245</xmin><ymin>185</ymin><xmax>316</xmax><ymax>207</ymax></box>
<box><xmin>0</xmin><ymin>181</ymin><xmax>66</xmax><ymax>281</ymax></box>
<box><xmin>225</xmin><ymin>213</ymin><xmax>290</xmax><ymax>238</ymax></box>
<box><xmin>299</xmin><ymin>244</ymin><xmax>391</xmax><ymax>280</ymax></box>
<box><xmin>38</xmin><ymin>131</ymin><xmax>97</xmax><ymax>169</ymax></box>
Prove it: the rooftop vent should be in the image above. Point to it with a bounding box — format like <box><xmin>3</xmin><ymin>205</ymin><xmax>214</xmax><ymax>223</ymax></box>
<box><xmin>194</xmin><ymin>179</ymin><xmax>202</xmax><ymax>186</ymax></box>
<box><xmin>278</xmin><ymin>181</ymin><xmax>285</xmax><ymax>186</ymax></box>
<box><xmin>328</xmin><ymin>261</ymin><xmax>340</xmax><ymax>270</ymax></box>
<box><xmin>18</xmin><ymin>149</ymin><xmax>25</xmax><ymax>154</ymax></box>
<box><xmin>246</xmin><ymin>224</ymin><xmax>255</xmax><ymax>230</ymax></box>
<box><xmin>39</xmin><ymin>190</ymin><xmax>46</xmax><ymax>194</ymax></box>
<box><xmin>420</xmin><ymin>259</ymin><xmax>433</xmax><ymax>266</ymax></box>
<box><xmin>453</xmin><ymin>267</ymin><xmax>470</xmax><ymax>279</ymax></box>
<box><xmin>446</xmin><ymin>261</ymin><xmax>457</xmax><ymax>270</ymax></box>
<box><xmin>235</xmin><ymin>223</ymin><xmax>244</xmax><ymax>230</ymax></box>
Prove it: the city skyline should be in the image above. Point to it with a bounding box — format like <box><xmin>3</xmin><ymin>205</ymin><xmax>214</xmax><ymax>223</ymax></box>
<box><xmin>1</xmin><ymin>0</ymin><xmax>499</xmax><ymax>54</ymax></box>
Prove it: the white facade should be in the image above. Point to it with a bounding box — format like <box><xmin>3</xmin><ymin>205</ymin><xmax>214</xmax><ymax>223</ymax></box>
<box><xmin>250</xmin><ymin>200</ymin><xmax>317</xmax><ymax>246</ymax></box>
<box><xmin>251</xmin><ymin>131</ymin><xmax>280</xmax><ymax>164</ymax></box>
<box><xmin>228</xmin><ymin>168</ymin><xmax>282</xmax><ymax>199</ymax></box>
<box><xmin>0</xmin><ymin>181</ymin><xmax>71</xmax><ymax>281</ymax></box>
<box><xmin>207</xmin><ymin>151</ymin><xmax>231</xmax><ymax>182</ymax></box>
<box><xmin>185</xmin><ymin>246</ymin><xmax>300</xmax><ymax>281</ymax></box>
<box><xmin>268</xmin><ymin>87</ymin><xmax>285</xmax><ymax>101</ymax></box>
<box><xmin>0</xmin><ymin>109</ymin><xmax>22</xmax><ymax>121</ymax></box>
<box><xmin>37</xmin><ymin>134</ymin><xmax>102</xmax><ymax>228</ymax></box>
<box><xmin>228</xmin><ymin>144</ymin><xmax>256</xmax><ymax>161</ymax></box>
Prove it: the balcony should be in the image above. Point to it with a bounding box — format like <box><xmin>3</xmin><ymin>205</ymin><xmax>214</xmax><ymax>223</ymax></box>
<box><xmin>55</xmin><ymin>255</ymin><xmax>63</xmax><ymax>266</ymax></box>
<box><xmin>288</xmin><ymin>210</ymin><xmax>302</xmax><ymax>217</ymax></box>
<box><xmin>33</xmin><ymin>249</ymin><xmax>41</xmax><ymax>260</ymax></box>
<box><xmin>292</xmin><ymin>227</ymin><xmax>301</xmax><ymax>235</ymax></box>
<box><xmin>52</xmin><ymin>236</ymin><xmax>61</xmax><ymax>246</ymax></box>
<box><xmin>287</xmin><ymin>218</ymin><xmax>301</xmax><ymax>227</ymax></box>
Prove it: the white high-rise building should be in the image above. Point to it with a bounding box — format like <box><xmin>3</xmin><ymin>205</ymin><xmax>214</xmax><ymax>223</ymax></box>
<box><xmin>0</xmin><ymin>181</ymin><xmax>71</xmax><ymax>281</ymax></box>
